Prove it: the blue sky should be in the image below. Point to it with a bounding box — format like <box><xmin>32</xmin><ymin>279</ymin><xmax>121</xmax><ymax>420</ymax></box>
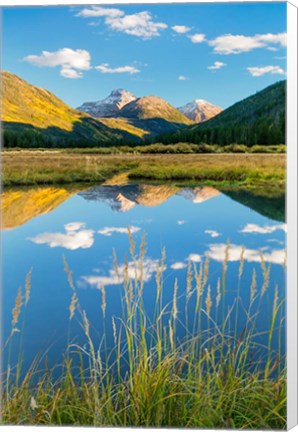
<box><xmin>2</xmin><ymin>3</ymin><xmax>286</xmax><ymax>109</ymax></box>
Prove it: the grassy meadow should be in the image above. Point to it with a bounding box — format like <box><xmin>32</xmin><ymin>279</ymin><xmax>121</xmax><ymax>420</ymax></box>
<box><xmin>2</xmin><ymin>150</ymin><xmax>285</xmax><ymax>190</ymax></box>
<box><xmin>2</xmin><ymin>235</ymin><xmax>286</xmax><ymax>428</ymax></box>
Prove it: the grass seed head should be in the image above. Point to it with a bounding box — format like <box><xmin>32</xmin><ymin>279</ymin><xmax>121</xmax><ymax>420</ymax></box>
<box><xmin>101</xmin><ymin>285</ymin><xmax>106</xmax><ymax>317</ymax></box>
<box><xmin>205</xmin><ymin>284</ymin><xmax>212</xmax><ymax>315</ymax></box>
<box><xmin>25</xmin><ymin>267</ymin><xmax>33</xmax><ymax>306</ymax></box>
<box><xmin>250</xmin><ymin>268</ymin><xmax>257</xmax><ymax>304</ymax></box>
<box><xmin>69</xmin><ymin>292</ymin><xmax>78</xmax><ymax>320</ymax></box>
<box><xmin>216</xmin><ymin>278</ymin><xmax>221</xmax><ymax>309</ymax></box>
<box><xmin>12</xmin><ymin>287</ymin><xmax>22</xmax><ymax>327</ymax></box>
<box><xmin>172</xmin><ymin>278</ymin><xmax>178</xmax><ymax>320</ymax></box>
<box><xmin>239</xmin><ymin>245</ymin><xmax>245</xmax><ymax>279</ymax></box>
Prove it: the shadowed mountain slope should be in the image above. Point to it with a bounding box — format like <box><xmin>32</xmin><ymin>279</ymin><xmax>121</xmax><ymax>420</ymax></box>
<box><xmin>2</xmin><ymin>71</ymin><xmax>127</xmax><ymax>144</ymax></box>
<box><xmin>158</xmin><ymin>81</ymin><xmax>286</xmax><ymax>146</ymax></box>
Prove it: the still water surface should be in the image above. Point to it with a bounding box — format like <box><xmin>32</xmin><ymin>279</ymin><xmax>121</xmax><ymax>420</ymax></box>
<box><xmin>2</xmin><ymin>182</ymin><xmax>286</xmax><ymax>371</ymax></box>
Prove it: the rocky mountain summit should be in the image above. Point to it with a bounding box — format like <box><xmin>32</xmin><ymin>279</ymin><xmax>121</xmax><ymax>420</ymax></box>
<box><xmin>178</xmin><ymin>99</ymin><xmax>222</xmax><ymax>123</ymax></box>
<box><xmin>77</xmin><ymin>89</ymin><xmax>137</xmax><ymax>118</ymax></box>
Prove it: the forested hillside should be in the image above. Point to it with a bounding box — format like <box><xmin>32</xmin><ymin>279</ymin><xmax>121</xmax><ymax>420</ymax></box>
<box><xmin>158</xmin><ymin>81</ymin><xmax>286</xmax><ymax>146</ymax></box>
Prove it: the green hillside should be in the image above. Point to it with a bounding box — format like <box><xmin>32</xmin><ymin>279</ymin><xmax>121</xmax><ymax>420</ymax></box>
<box><xmin>2</xmin><ymin>72</ymin><xmax>193</xmax><ymax>147</ymax></box>
<box><xmin>2</xmin><ymin>71</ymin><xmax>139</xmax><ymax>147</ymax></box>
<box><xmin>158</xmin><ymin>81</ymin><xmax>286</xmax><ymax>147</ymax></box>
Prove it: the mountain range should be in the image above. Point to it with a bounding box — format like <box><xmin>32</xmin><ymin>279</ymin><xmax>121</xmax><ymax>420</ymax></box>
<box><xmin>2</xmin><ymin>70</ymin><xmax>285</xmax><ymax>147</ymax></box>
<box><xmin>77</xmin><ymin>89</ymin><xmax>137</xmax><ymax>118</ymax></box>
<box><xmin>3</xmin><ymin>180</ymin><xmax>283</xmax><ymax>230</ymax></box>
<box><xmin>177</xmin><ymin>99</ymin><xmax>222</xmax><ymax>123</ymax></box>
<box><xmin>2</xmin><ymin>71</ymin><xmax>215</xmax><ymax>146</ymax></box>
<box><xmin>2</xmin><ymin>182</ymin><xmax>220</xmax><ymax>229</ymax></box>
<box><xmin>77</xmin><ymin>90</ymin><xmax>221</xmax><ymax>124</ymax></box>
<box><xmin>79</xmin><ymin>184</ymin><xmax>220</xmax><ymax>213</ymax></box>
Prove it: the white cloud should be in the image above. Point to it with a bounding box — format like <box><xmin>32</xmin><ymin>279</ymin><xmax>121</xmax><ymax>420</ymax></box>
<box><xmin>78</xmin><ymin>7</ymin><xmax>167</xmax><ymax>39</ymax></box>
<box><xmin>24</xmin><ymin>48</ymin><xmax>91</xmax><ymax>78</ymax></box>
<box><xmin>172</xmin><ymin>25</ymin><xmax>191</xmax><ymax>34</ymax></box>
<box><xmin>178</xmin><ymin>75</ymin><xmax>189</xmax><ymax>81</ymax></box>
<box><xmin>65</xmin><ymin>222</ymin><xmax>86</xmax><ymax>232</ymax></box>
<box><xmin>77</xmin><ymin>6</ymin><xmax>124</xmax><ymax>18</ymax></box>
<box><xmin>177</xmin><ymin>220</ymin><xmax>186</xmax><ymax>225</ymax></box>
<box><xmin>205</xmin><ymin>229</ymin><xmax>221</xmax><ymax>238</ymax></box>
<box><xmin>240</xmin><ymin>223</ymin><xmax>287</xmax><ymax>234</ymax></box>
<box><xmin>258</xmin><ymin>33</ymin><xmax>286</xmax><ymax>47</ymax></box>
<box><xmin>60</xmin><ymin>68</ymin><xmax>83</xmax><ymax>79</ymax></box>
<box><xmin>29</xmin><ymin>222</ymin><xmax>94</xmax><ymax>250</ymax></box>
<box><xmin>207</xmin><ymin>243</ymin><xmax>286</xmax><ymax>265</ymax></box>
<box><xmin>87</xmin><ymin>21</ymin><xmax>100</xmax><ymax>27</ymax></box>
<box><xmin>267</xmin><ymin>239</ymin><xmax>285</xmax><ymax>245</ymax></box>
<box><xmin>208</xmin><ymin>61</ymin><xmax>226</xmax><ymax>70</ymax></box>
<box><xmin>98</xmin><ymin>226</ymin><xmax>141</xmax><ymax>236</ymax></box>
<box><xmin>209</xmin><ymin>32</ymin><xmax>286</xmax><ymax>55</ymax></box>
<box><xmin>247</xmin><ymin>65</ymin><xmax>286</xmax><ymax>77</ymax></box>
<box><xmin>188</xmin><ymin>33</ymin><xmax>206</xmax><ymax>44</ymax></box>
<box><xmin>171</xmin><ymin>262</ymin><xmax>187</xmax><ymax>270</ymax></box>
<box><xmin>209</xmin><ymin>34</ymin><xmax>264</xmax><ymax>54</ymax></box>
<box><xmin>106</xmin><ymin>11</ymin><xmax>167</xmax><ymax>38</ymax></box>
<box><xmin>95</xmin><ymin>64</ymin><xmax>140</xmax><ymax>74</ymax></box>
<box><xmin>82</xmin><ymin>258</ymin><xmax>161</xmax><ymax>288</ymax></box>
<box><xmin>188</xmin><ymin>254</ymin><xmax>202</xmax><ymax>263</ymax></box>
<box><xmin>267</xmin><ymin>46</ymin><xmax>278</xmax><ymax>52</ymax></box>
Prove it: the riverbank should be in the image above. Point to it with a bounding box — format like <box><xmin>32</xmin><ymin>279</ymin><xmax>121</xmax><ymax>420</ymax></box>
<box><xmin>2</xmin><ymin>151</ymin><xmax>285</xmax><ymax>189</ymax></box>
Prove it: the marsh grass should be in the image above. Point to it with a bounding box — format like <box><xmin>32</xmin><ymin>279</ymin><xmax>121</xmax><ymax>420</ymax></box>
<box><xmin>127</xmin><ymin>155</ymin><xmax>285</xmax><ymax>189</ymax></box>
<box><xmin>2</xmin><ymin>152</ymin><xmax>285</xmax><ymax>189</ymax></box>
<box><xmin>1</xmin><ymin>236</ymin><xmax>286</xmax><ymax>428</ymax></box>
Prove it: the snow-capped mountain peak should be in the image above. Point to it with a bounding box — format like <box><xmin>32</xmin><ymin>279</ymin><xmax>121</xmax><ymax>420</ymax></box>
<box><xmin>177</xmin><ymin>99</ymin><xmax>223</xmax><ymax>123</ymax></box>
<box><xmin>77</xmin><ymin>89</ymin><xmax>137</xmax><ymax>118</ymax></box>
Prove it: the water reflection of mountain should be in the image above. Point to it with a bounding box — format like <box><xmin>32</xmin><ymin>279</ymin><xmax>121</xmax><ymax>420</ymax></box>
<box><xmin>1</xmin><ymin>184</ymin><xmax>222</xmax><ymax>229</ymax></box>
<box><xmin>78</xmin><ymin>184</ymin><xmax>220</xmax><ymax>212</ymax></box>
<box><xmin>223</xmin><ymin>189</ymin><xmax>285</xmax><ymax>222</ymax></box>
<box><xmin>2</xmin><ymin>186</ymin><xmax>82</xmax><ymax>229</ymax></box>
<box><xmin>177</xmin><ymin>187</ymin><xmax>220</xmax><ymax>203</ymax></box>
<box><xmin>4</xmin><ymin>183</ymin><xmax>283</xmax><ymax>230</ymax></box>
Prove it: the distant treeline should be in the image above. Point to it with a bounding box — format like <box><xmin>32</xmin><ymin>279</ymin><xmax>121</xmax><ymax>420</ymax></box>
<box><xmin>3</xmin><ymin>125</ymin><xmax>285</xmax><ymax>151</ymax></box>
<box><xmin>157</xmin><ymin>115</ymin><xmax>285</xmax><ymax>147</ymax></box>
<box><xmin>4</xmin><ymin>141</ymin><xmax>286</xmax><ymax>154</ymax></box>
<box><xmin>2</xmin><ymin>129</ymin><xmax>135</xmax><ymax>149</ymax></box>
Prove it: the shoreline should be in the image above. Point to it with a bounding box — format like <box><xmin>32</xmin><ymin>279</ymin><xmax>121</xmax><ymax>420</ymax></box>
<box><xmin>2</xmin><ymin>152</ymin><xmax>286</xmax><ymax>188</ymax></box>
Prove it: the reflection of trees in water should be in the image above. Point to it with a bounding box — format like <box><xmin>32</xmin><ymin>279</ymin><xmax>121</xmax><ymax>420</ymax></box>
<box><xmin>222</xmin><ymin>188</ymin><xmax>285</xmax><ymax>222</ymax></box>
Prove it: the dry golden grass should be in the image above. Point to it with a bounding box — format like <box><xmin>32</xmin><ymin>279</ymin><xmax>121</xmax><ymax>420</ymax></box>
<box><xmin>2</xmin><ymin>151</ymin><xmax>286</xmax><ymax>189</ymax></box>
<box><xmin>2</xmin><ymin>240</ymin><xmax>286</xmax><ymax>428</ymax></box>
<box><xmin>2</xmin><ymin>150</ymin><xmax>138</xmax><ymax>186</ymax></box>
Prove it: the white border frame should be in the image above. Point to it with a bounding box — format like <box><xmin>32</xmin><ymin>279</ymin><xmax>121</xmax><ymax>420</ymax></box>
<box><xmin>0</xmin><ymin>1</ymin><xmax>297</xmax><ymax>431</ymax></box>
<box><xmin>287</xmin><ymin>1</ymin><xmax>298</xmax><ymax>430</ymax></box>
<box><xmin>0</xmin><ymin>0</ymin><xmax>289</xmax><ymax>5</ymax></box>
